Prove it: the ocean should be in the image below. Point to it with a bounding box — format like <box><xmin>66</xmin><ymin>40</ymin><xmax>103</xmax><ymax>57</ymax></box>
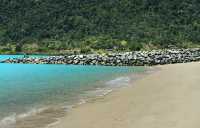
<box><xmin>0</xmin><ymin>55</ymin><xmax>145</xmax><ymax>128</ymax></box>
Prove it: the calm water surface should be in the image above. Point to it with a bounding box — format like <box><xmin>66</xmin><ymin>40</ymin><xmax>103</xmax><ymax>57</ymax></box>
<box><xmin>0</xmin><ymin>55</ymin><xmax>145</xmax><ymax>127</ymax></box>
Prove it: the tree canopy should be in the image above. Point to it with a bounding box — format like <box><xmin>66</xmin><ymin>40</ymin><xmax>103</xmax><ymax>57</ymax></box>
<box><xmin>0</xmin><ymin>0</ymin><xmax>200</xmax><ymax>53</ymax></box>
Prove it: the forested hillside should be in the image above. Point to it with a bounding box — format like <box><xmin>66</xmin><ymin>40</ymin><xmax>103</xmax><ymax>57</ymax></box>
<box><xmin>0</xmin><ymin>0</ymin><xmax>200</xmax><ymax>54</ymax></box>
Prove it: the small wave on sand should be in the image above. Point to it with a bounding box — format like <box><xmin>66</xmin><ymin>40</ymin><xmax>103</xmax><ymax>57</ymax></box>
<box><xmin>0</xmin><ymin>107</ymin><xmax>66</xmax><ymax>128</ymax></box>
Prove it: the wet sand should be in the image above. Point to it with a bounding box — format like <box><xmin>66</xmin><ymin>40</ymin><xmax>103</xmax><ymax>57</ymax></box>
<box><xmin>50</xmin><ymin>62</ymin><xmax>200</xmax><ymax>128</ymax></box>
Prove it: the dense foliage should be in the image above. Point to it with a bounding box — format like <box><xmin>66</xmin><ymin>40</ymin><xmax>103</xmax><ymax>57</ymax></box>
<box><xmin>0</xmin><ymin>0</ymin><xmax>200</xmax><ymax>54</ymax></box>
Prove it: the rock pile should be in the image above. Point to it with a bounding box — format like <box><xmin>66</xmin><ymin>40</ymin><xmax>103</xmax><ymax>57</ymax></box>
<box><xmin>1</xmin><ymin>49</ymin><xmax>200</xmax><ymax>66</ymax></box>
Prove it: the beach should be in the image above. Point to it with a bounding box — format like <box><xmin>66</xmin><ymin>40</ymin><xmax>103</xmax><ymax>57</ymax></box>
<box><xmin>50</xmin><ymin>62</ymin><xmax>200</xmax><ymax>128</ymax></box>
<box><xmin>0</xmin><ymin>61</ymin><xmax>145</xmax><ymax>128</ymax></box>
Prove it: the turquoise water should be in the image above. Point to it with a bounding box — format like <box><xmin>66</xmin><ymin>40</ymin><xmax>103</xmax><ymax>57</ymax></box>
<box><xmin>0</xmin><ymin>55</ymin><xmax>145</xmax><ymax>127</ymax></box>
<box><xmin>0</xmin><ymin>54</ymin><xmax>47</xmax><ymax>61</ymax></box>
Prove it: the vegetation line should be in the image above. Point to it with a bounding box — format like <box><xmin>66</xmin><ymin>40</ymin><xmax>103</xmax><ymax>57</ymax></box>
<box><xmin>0</xmin><ymin>0</ymin><xmax>200</xmax><ymax>54</ymax></box>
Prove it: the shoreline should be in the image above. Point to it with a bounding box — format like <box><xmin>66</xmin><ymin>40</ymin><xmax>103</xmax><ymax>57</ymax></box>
<box><xmin>49</xmin><ymin>62</ymin><xmax>200</xmax><ymax>128</ymax></box>
<box><xmin>2</xmin><ymin>66</ymin><xmax>147</xmax><ymax>128</ymax></box>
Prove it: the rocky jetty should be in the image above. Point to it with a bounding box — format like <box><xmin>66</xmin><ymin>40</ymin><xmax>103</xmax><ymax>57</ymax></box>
<box><xmin>1</xmin><ymin>49</ymin><xmax>200</xmax><ymax>66</ymax></box>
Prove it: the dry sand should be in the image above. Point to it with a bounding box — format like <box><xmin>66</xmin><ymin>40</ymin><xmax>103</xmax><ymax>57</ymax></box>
<box><xmin>51</xmin><ymin>62</ymin><xmax>200</xmax><ymax>128</ymax></box>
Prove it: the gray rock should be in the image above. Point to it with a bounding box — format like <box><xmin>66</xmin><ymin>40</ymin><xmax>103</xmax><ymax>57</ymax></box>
<box><xmin>1</xmin><ymin>48</ymin><xmax>200</xmax><ymax>66</ymax></box>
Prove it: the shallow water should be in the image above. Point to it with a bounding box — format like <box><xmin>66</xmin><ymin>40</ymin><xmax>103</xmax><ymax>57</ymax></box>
<box><xmin>0</xmin><ymin>54</ymin><xmax>47</xmax><ymax>61</ymax></box>
<box><xmin>0</xmin><ymin>55</ymin><xmax>145</xmax><ymax>128</ymax></box>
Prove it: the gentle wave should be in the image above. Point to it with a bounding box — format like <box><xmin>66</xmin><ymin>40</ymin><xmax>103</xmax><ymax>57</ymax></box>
<box><xmin>0</xmin><ymin>75</ymin><xmax>138</xmax><ymax>128</ymax></box>
<box><xmin>0</xmin><ymin>107</ymin><xmax>66</xmax><ymax>128</ymax></box>
<box><xmin>106</xmin><ymin>76</ymin><xmax>131</xmax><ymax>87</ymax></box>
<box><xmin>0</xmin><ymin>114</ymin><xmax>16</xmax><ymax>128</ymax></box>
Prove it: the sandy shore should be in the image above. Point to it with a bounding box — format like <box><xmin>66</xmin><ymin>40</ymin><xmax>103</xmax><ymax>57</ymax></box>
<box><xmin>50</xmin><ymin>62</ymin><xmax>200</xmax><ymax>128</ymax></box>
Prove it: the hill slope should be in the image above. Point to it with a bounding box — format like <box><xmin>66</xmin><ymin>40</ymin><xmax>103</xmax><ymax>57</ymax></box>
<box><xmin>0</xmin><ymin>0</ymin><xmax>200</xmax><ymax>53</ymax></box>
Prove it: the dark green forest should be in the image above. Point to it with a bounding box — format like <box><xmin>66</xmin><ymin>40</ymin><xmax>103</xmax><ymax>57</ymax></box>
<box><xmin>0</xmin><ymin>0</ymin><xmax>200</xmax><ymax>54</ymax></box>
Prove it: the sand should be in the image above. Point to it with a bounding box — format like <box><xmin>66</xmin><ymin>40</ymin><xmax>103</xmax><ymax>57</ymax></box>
<box><xmin>50</xmin><ymin>62</ymin><xmax>200</xmax><ymax>128</ymax></box>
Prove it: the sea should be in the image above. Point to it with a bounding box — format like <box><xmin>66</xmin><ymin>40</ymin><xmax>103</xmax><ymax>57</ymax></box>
<box><xmin>0</xmin><ymin>55</ymin><xmax>145</xmax><ymax>128</ymax></box>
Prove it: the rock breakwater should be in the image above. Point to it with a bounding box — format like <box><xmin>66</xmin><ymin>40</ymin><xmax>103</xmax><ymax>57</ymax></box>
<box><xmin>1</xmin><ymin>49</ymin><xmax>200</xmax><ymax>66</ymax></box>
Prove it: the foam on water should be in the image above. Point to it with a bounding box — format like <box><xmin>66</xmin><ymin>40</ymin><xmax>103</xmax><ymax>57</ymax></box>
<box><xmin>0</xmin><ymin>106</ymin><xmax>68</xmax><ymax>128</ymax></box>
<box><xmin>0</xmin><ymin>86</ymin><xmax>117</xmax><ymax>128</ymax></box>
<box><xmin>106</xmin><ymin>76</ymin><xmax>131</xmax><ymax>87</ymax></box>
<box><xmin>0</xmin><ymin>114</ymin><xmax>16</xmax><ymax>128</ymax></box>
